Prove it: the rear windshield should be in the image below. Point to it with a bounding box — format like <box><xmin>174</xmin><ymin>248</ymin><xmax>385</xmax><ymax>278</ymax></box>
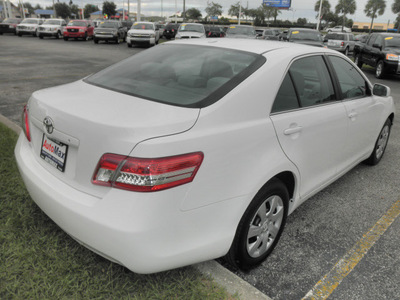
<box><xmin>326</xmin><ymin>33</ymin><xmax>345</xmax><ymax>40</ymax></box>
<box><xmin>3</xmin><ymin>18</ymin><xmax>20</xmax><ymax>24</ymax></box>
<box><xmin>85</xmin><ymin>44</ymin><xmax>265</xmax><ymax>108</ymax></box>
<box><xmin>227</xmin><ymin>26</ymin><xmax>255</xmax><ymax>36</ymax></box>
<box><xmin>290</xmin><ymin>30</ymin><xmax>322</xmax><ymax>41</ymax></box>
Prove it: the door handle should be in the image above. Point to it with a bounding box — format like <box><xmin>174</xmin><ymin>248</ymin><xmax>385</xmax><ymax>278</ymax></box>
<box><xmin>284</xmin><ymin>126</ymin><xmax>302</xmax><ymax>135</ymax></box>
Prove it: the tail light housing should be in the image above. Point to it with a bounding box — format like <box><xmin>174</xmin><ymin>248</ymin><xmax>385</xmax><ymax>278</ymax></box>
<box><xmin>92</xmin><ymin>152</ymin><xmax>204</xmax><ymax>192</ymax></box>
<box><xmin>21</xmin><ymin>105</ymin><xmax>31</xmax><ymax>142</ymax></box>
<box><xmin>341</xmin><ymin>42</ymin><xmax>344</xmax><ymax>47</ymax></box>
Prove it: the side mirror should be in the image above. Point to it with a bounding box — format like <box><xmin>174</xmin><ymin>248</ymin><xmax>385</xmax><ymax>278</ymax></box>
<box><xmin>373</xmin><ymin>83</ymin><xmax>391</xmax><ymax>97</ymax></box>
<box><xmin>372</xmin><ymin>43</ymin><xmax>382</xmax><ymax>50</ymax></box>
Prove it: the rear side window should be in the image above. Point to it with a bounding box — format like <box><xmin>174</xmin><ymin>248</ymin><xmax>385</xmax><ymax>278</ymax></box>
<box><xmin>85</xmin><ymin>44</ymin><xmax>265</xmax><ymax>108</ymax></box>
<box><xmin>271</xmin><ymin>55</ymin><xmax>336</xmax><ymax>113</ymax></box>
<box><xmin>328</xmin><ymin>56</ymin><xmax>368</xmax><ymax>99</ymax></box>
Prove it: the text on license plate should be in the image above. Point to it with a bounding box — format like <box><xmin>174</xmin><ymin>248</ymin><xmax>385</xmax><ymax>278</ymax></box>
<box><xmin>40</xmin><ymin>134</ymin><xmax>68</xmax><ymax>172</ymax></box>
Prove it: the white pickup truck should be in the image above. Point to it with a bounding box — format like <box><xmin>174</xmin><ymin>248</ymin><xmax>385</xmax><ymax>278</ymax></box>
<box><xmin>38</xmin><ymin>19</ymin><xmax>67</xmax><ymax>39</ymax></box>
<box><xmin>126</xmin><ymin>22</ymin><xmax>160</xmax><ymax>48</ymax></box>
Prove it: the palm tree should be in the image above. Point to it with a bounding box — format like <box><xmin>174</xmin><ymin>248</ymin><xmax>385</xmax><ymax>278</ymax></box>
<box><xmin>335</xmin><ymin>0</ymin><xmax>356</xmax><ymax>31</ymax></box>
<box><xmin>364</xmin><ymin>0</ymin><xmax>386</xmax><ymax>33</ymax></box>
<box><xmin>392</xmin><ymin>0</ymin><xmax>400</xmax><ymax>32</ymax></box>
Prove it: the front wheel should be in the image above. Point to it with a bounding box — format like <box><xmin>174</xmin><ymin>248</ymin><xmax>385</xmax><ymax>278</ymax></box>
<box><xmin>94</xmin><ymin>38</ymin><xmax>98</xmax><ymax>44</ymax></box>
<box><xmin>63</xmin><ymin>37</ymin><xmax>68</xmax><ymax>41</ymax></box>
<box><xmin>365</xmin><ymin>118</ymin><xmax>391</xmax><ymax>165</ymax></box>
<box><xmin>39</xmin><ymin>34</ymin><xmax>43</xmax><ymax>39</ymax></box>
<box><xmin>375</xmin><ymin>60</ymin><xmax>385</xmax><ymax>79</ymax></box>
<box><xmin>56</xmin><ymin>31</ymin><xmax>61</xmax><ymax>39</ymax></box>
<box><xmin>225</xmin><ymin>178</ymin><xmax>289</xmax><ymax>270</ymax></box>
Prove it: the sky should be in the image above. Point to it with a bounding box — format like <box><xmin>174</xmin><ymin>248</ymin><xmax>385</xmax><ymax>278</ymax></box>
<box><xmin>10</xmin><ymin>0</ymin><xmax>400</xmax><ymax>24</ymax></box>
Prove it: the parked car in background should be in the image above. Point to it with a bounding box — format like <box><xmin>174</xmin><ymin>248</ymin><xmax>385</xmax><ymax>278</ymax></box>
<box><xmin>225</xmin><ymin>25</ymin><xmax>257</xmax><ymax>39</ymax></box>
<box><xmin>279</xmin><ymin>29</ymin><xmax>288</xmax><ymax>41</ymax></box>
<box><xmin>326</xmin><ymin>26</ymin><xmax>352</xmax><ymax>33</ymax></box>
<box><xmin>163</xmin><ymin>23</ymin><xmax>179</xmax><ymax>39</ymax></box>
<box><xmin>353</xmin><ymin>32</ymin><xmax>400</xmax><ymax>78</ymax></box>
<box><xmin>285</xmin><ymin>28</ymin><xmax>325</xmax><ymax>47</ymax></box>
<box><xmin>16</xmin><ymin>18</ymin><xmax>44</xmax><ymax>37</ymax></box>
<box><xmin>94</xmin><ymin>20</ymin><xmax>125</xmax><ymax>44</ymax></box>
<box><xmin>324</xmin><ymin>32</ymin><xmax>355</xmax><ymax>55</ymax></box>
<box><xmin>15</xmin><ymin>39</ymin><xmax>394</xmax><ymax>275</ymax></box>
<box><xmin>38</xmin><ymin>19</ymin><xmax>67</xmax><ymax>39</ymax></box>
<box><xmin>121</xmin><ymin>20</ymin><xmax>133</xmax><ymax>38</ymax></box>
<box><xmin>175</xmin><ymin>23</ymin><xmax>206</xmax><ymax>39</ymax></box>
<box><xmin>204</xmin><ymin>25</ymin><xmax>225</xmax><ymax>38</ymax></box>
<box><xmin>0</xmin><ymin>18</ymin><xmax>22</xmax><ymax>35</ymax></box>
<box><xmin>126</xmin><ymin>21</ymin><xmax>159</xmax><ymax>47</ymax></box>
<box><xmin>262</xmin><ymin>28</ymin><xmax>280</xmax><ymax>40</ymax></box>
<box><xmin>156</xmin><ymin>23</ymin><xmax>165</xmax><ymax>38</ymax></box>
<box><xmin>63</xmin><ymin>20</ymin><xmax>94</xmax><ymax>41</ymax></box>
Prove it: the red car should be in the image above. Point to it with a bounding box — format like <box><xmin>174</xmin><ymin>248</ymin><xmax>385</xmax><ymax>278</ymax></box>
<box><xmin>0</xmin><ymin>18</ymin><xmax>22</xmax><ymax>35</ymax></box>
<box><xmin>63</xmin><ymin>19</ymin><xmax>94</xmax><ymax>41</ymax></box>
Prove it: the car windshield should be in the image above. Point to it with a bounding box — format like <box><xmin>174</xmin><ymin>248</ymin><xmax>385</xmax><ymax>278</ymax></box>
<box><xmin>326</xmin><ymin>33</ymin><xmax>345</xmax><ymax>40</ymax></box>
<box><xmin>99</xmin><ymin>22</ymin><xmax>119</xmax><ymax>28</ymax></box>
<box><xmin>227</xmin><ymin>26</ymin><xmax>255</xmax><ymax>35</ymax></box>
<box><xmin>68</xmin><ymin>21</ymin><xmax>86</xmax><ymax>27</ymax></box>
<box><xmin>3</xmin><ymin>18</ymin><xmax>20</xmax><ymax>24</ymax></box>
<box><xmin>179</xmin><ymin>24</ymin><xmax>204</xmax><ymax>33</ymax></box>
<box><xmin>21</xmin><ymin>19</ymin><xmax>39</xmax><ymax>24</ymax></box>
<box><xmin>132</xmin><ymin>23</ymin><xmax>153</xmax><ymax>30</ymax></box>
<box><xmin>385</xmin><ymin>36</ymin><xmax>400</xmax><ymax>47</ymax></box>
<box><xmin>291</xmin><ymin>31</ymin><xmax>322</xmax><ymax>41</ymax></box>
<box><xmin>85</xmin><ymin>44</ymin><xmax>264</xmax><ymax>108</ymax></box>
<box><xmin>44</xmin><ymin>20</ymin><xmax>62</xmax><ymax>25</ymax></box>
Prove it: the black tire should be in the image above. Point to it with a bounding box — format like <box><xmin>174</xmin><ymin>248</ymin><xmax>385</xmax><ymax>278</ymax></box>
<box><xmin>354</xmin><ymin>53</ymin><xmax>363</xmax><ymax>68</ymax></box>
<box><xmin>63</xmin><ymin>37</ymin><xmax>68</xmax><ymax>41</ymax></box>
<box><xmin>344</xmin><ymin>47</ymin><xmax>349</xmax><ymax>56</ymax></box>
<box><xmin>0</xmin><ymin>32</ymin><xmax>3</xmax><ymax>35</ymax></box>
<box><xmin>225</xmin><ymin>178</ymin><xmax>289</xmax><ymax>270</ymax></box>
<box><xmin>94</xmin><ymin>38</ymin><xmax>98</xmax><ymax>44</ymax></box>
<box><xmin>375</xmin><ymin>60</ymin><xmax>385</xmax><ymax>79</ymax></box>
<box><xmin>39</xmin><ymin>34</ymin><xmax>43</xmax><ymax>39</ymax></box>
<box><xmin>84</xmin><ymin>33</ymin><xmax>88</xmax><ymax>41</ymax></box>
<box><xmin>33</xmin><ymin>30</ymin><xmax>37</xmax><ymax>37</ymax></box>
<box><xmin>18</xmin><ymin>32</ymin><xmax>22</xmax><ymax>37</ymax></box>
<box><xmin>56</xmin><ymin>31</ymin><xmax>61</xmax><ymax>39</ymax></box>
<box><xmin>116</xmin><ymin>36</ymin><xmax>120</xmax><ymax>44</ymax></box>
<box><xmin>127</xmin><ymin>42</ymin><xmax>132</xmax><ymax>48</ymax></box>
<box><xmin>364</xmin><ymin>118</ymin><xmax>392</xmax><ymax>166</ymax></box>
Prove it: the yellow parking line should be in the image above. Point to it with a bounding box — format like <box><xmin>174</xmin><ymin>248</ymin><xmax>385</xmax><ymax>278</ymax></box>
<box><xmin>302</xmin><ymin>199</ymin><xmax>400</xmax><ymax>300</ymax></box>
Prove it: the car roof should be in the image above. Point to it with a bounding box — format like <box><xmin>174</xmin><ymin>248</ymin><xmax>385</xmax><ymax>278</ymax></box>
<box><xmin>169</xmin><ymin>38</ymin><xmax>336</xmax><ymax>56</ymax></box>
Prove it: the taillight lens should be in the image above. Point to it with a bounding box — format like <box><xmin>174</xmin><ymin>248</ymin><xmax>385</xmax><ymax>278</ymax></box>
<box><xmin>21</xmin><ymin>105</ymin><xmax>31</xmax><ymax>142</ymax></box>
<box><xmin>341</xmin><ymin>42</ymin><xmax>344</xmax><ymax>46</ymax></box>
<box><xmin>92</xmin><ymin>152</ymin><xmax>204</xmax><ymax>192</ymax></box>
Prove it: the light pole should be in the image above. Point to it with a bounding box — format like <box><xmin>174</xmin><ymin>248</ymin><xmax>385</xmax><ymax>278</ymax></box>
<box><xmin>316</xmin><ymin>0</ymin><xmax>323</xmax><ymax>31</ymax></box>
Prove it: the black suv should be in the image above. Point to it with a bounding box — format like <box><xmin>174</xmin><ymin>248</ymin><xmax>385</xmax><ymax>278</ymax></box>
<box><xmin>163</xmin><ymin>23</ymin><xmax>179</xmax><ymax>39</ymax></box>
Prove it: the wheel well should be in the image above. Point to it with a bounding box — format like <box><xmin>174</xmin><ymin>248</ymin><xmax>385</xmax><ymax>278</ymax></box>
<box><xmin>389</xmin><ymin>113</ymin><xmax>394</xmax><ymax>125</ymax></box>
<box><xmin>273</xmin><ymin>171</ymin><xmax>295</xmax><ymax>200</ymax></box>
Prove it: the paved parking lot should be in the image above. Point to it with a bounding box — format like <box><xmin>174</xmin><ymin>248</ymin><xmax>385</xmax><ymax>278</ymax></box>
<box><xmin>1</xmin><ymin>34</ymin><xmax>400</xmax><ymax>300</ymax></box>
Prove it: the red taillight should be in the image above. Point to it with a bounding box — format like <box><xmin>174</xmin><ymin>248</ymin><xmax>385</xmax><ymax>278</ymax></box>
<box><xmin>92</xmin><ymin>152</ymin><xmax>204</xmax><ymax>192</ymax></box>
<box><xmin>341</xmin><ymin>42</ymin><xmax>344</xmax><ymax>46</ymax></box>
<box><xmin>22</xmin><ymin>105</ymin><xmax>31</xmax><ymax>142</ymax></box>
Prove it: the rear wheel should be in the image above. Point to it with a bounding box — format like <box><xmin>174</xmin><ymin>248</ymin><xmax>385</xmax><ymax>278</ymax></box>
<box><xmin>56</xmin><ymin>31</ymin><xmax>61</xmax><ymax>39</ymax></box>
<box><xmin>375</xmin><ymin>60</ymin><xmax>385</xmax><ymax>79</ymax></box>
<box><xmin>225</xmin><ymin>178</ymin><xmax>289</xmax><ymax>270</ymax></box>
<box><xmin>63</xmin><ymin>37</ymin><xmax>68</xmax><ymax>41</ymax></box>
<box><xmin>365</xmin><ymin>118</ymin><xmax>391</xmax><ymax>165</ymax></box>
<box><xmin>344</xmin><ymin>47</ymin><xmax>349</xmax><ymax>56</ymax></box>
<box><xmin>39</xmin><ymin>34</ymin><xmax>43</xmax><ymax>39</ymax></box>
<box><xmin>127</xmin><ymin>42</ymin><xmax>132</xmax><ymax>48</ymax></box>
<box><xmin>94</xmin><ymin>38</ymin><xmax>99</xmax><ymax>44</ymax></box>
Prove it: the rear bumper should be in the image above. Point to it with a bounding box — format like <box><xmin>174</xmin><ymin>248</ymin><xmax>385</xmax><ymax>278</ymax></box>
<box><xmin>14</xmin><ymin>133</ymin><xmax>235</xmax><ymax>274</ymax></box>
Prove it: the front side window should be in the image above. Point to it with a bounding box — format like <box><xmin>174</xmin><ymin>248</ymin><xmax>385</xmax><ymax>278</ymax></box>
<box><xmin>328</xmin><ymin>56</ymin><xmax>368</xmax><ymax>100</ymax></box>
<box><xmin>272</xmin><ymin>56</ymin><xmax>336</xmax><ymax>113</ymax></box>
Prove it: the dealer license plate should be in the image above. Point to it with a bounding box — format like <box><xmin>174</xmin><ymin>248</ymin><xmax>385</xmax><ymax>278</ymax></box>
<box><xmin>40</xmin><ymin>134</ymin><xmax>68</xmax><ymax>172</ymax></box>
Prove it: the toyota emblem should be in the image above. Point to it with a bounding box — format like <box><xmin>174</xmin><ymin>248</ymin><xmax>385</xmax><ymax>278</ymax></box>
<box><xmin>43</xmin><ymin>117</ymin><xmax>54</xmax><ymax>134</ymax></box>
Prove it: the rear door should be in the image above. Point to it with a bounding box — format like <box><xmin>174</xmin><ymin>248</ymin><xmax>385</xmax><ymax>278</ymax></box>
<box><xmin>270</xmin><ymin>55</ymin><xmax>348</xmax><ymax>199</ymax></box>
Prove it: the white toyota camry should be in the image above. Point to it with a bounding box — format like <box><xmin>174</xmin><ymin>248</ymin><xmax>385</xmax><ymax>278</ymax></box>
<box><xmin>15</xmin><ymin>39</ymin><xmax>395</xmax><ymax>274</ymax></box>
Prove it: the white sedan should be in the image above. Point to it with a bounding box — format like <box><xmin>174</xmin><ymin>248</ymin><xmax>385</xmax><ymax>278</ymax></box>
<box><xmin>326</xmin><ymin>25</ymin><xmax>352</xmax><ymax>33</ymax></box>
<box><xmin>15</xmin><ymin>39</ymin><xmax>394</xmax><ymax>274</ymax></box>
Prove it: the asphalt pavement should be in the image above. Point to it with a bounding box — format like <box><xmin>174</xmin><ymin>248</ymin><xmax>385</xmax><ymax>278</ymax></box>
<box><xmin>1</xmin><ymin>34</ymin><xmax>400</xmax><ymax>300</ymax></box>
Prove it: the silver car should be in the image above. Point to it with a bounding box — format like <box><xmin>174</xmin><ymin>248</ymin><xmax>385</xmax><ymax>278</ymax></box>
<box><xmin>324</xmin><ymin>32</ymin><xmax>355</xmax><ymax>56</ymax></box>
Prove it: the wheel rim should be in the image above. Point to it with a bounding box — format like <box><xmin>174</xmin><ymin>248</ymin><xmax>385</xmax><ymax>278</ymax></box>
<box><xmin>376</xmin><ymin>125</ymin><xmax>389</xmax><ymax>160</ymax></box>
<box><xmin>246</xmin><ymin>195</ymin><xmax>284</xmax><ymax>258</ymax></box>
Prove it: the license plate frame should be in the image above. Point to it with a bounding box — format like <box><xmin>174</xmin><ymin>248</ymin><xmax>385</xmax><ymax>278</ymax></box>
<box><xmin>40</xmin><ymin>134</ymin><xmax>68</xmax><ymax>172</ymax></box>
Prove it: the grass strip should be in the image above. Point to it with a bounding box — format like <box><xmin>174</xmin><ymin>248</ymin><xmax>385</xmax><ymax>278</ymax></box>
<box><xmin>0</xmin><ymin>123</ymin><xmax>236</xmax><ymax>299</ymax></box>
